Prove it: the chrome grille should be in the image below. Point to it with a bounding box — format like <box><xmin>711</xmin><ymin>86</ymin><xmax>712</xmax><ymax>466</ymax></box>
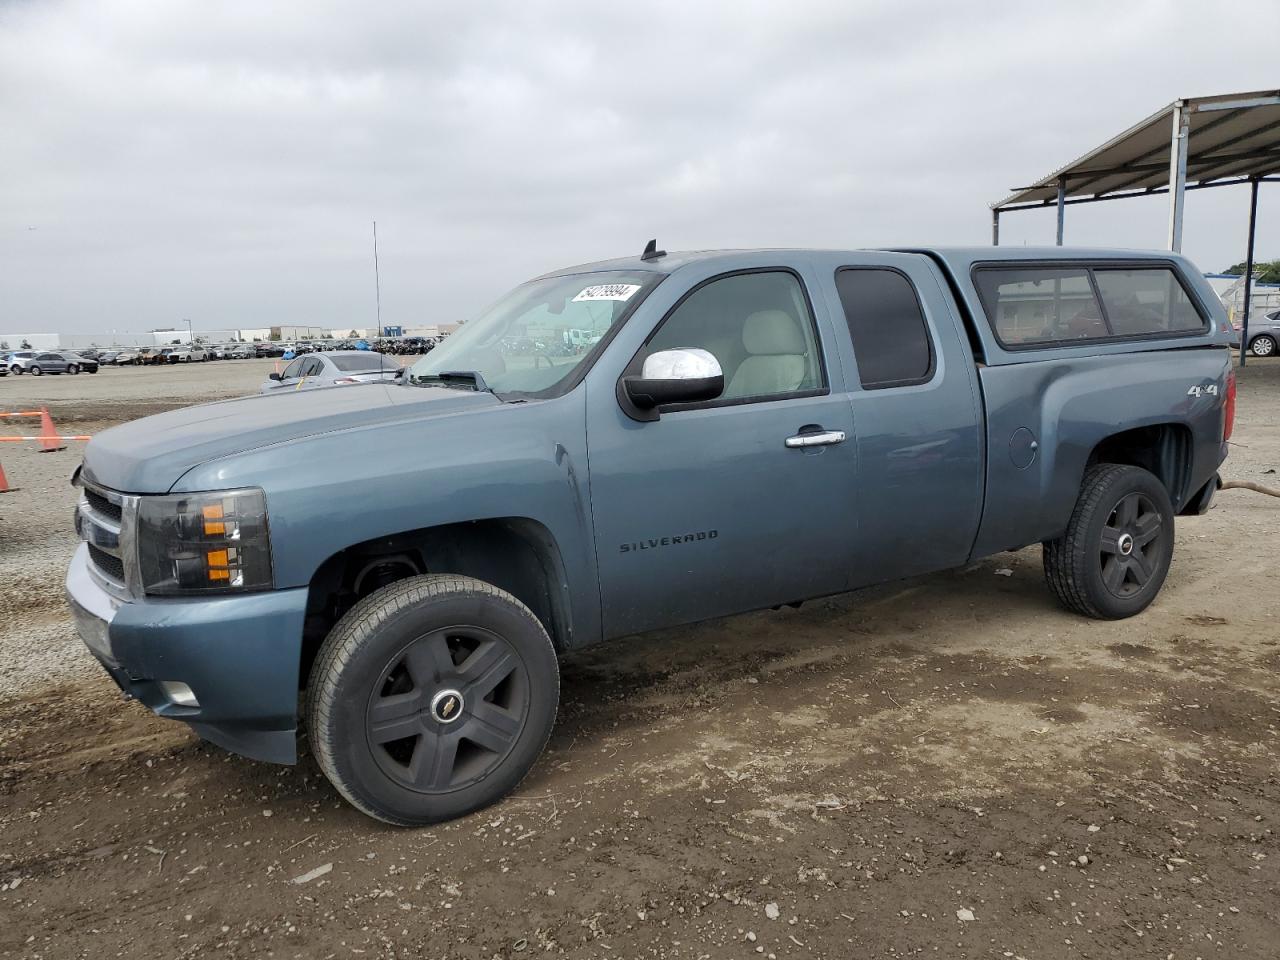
<box><xmin>84</xmin><ymin>487</ymin><xmax>122</xmax><ymax>522</ymax></box>
<box><xmin>77</xmin><ymin>477</ymin><xmax>139</xmax><ymax>599</ymax></box>
<box><xmin>87</xmin><ymin>543</ymin><xmax>125</xmax><ymax>581</ymax></box>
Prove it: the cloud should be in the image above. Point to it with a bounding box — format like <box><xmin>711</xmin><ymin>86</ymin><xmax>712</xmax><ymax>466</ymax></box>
<box><xmin>1</xmin><ymin>0</ymin><xmax>1276</xmax><ymax>333</ymax></box>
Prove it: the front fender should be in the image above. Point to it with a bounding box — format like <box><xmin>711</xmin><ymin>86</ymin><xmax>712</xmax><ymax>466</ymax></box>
<box><xmin>171</xmin><ymin>391</ymin><xmax>601</xmax><ymax>645</ymax></box>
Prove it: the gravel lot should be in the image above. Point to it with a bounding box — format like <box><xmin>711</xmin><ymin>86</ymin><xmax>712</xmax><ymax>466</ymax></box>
<box><xmin>1</xmin><ymin>358</ymin><xmax>1278</xmax><ymax>959</ymax></box>
<box><xmin>1</xmin><ymin>358</ymin><xmax>280</xmax><ymax>421</ymax></box>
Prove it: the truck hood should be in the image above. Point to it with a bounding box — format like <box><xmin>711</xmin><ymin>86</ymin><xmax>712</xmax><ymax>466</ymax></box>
<box><xmin>82</xmin><ymin>382</ymin><xmax>501</xmax><ymax>493</ymax></box>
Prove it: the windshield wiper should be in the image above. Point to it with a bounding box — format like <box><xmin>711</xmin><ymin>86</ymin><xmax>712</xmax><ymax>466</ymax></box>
<box><xmin>409</xmin><ymin>370</ymin><xmax>491</xmax><ymax>393</ymax></box>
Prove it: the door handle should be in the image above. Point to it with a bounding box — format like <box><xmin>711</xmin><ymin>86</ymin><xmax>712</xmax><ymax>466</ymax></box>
<box><xmin>784</xmin><ymin>430</ymin><xmax>846</xmax><ymax>449</ymax></box>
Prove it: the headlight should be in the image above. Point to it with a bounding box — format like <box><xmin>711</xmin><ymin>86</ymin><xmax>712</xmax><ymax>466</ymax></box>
<box><xmin>137</xmin><ymin>488</ymin><xmax>273</xmax><ymax>595</ymax></box>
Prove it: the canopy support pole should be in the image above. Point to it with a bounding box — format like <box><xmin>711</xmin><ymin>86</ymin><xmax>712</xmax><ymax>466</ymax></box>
<box><xmin>991</xmin><ymin>208</ymin><xmax>1000</xmax><ymax>246</ymax></box>
<box><xmin>1055</xmin><ymin>178</ymin><xmax>1066</xmax><ymax>245</ymax></box>
<box><xmin>1166</xmin><ymin>102</ymin><xmax>1190</xmax><ymax>251</ymax></box>
<box><xmin>1239</xmin><ymin>176</ymin><xmax>1260</xmax><ymax>367</ymax></box>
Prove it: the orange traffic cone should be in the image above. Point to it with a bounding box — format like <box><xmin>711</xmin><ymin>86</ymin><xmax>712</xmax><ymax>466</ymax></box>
<box><xmin>38</xmin><ymin>407</ymin><xmax>66</xmax><ymax>453</ymax></box>
<box><xmin>0</xmin><ymin>461</ymin><xmax>10</xmax><ymax>493</ymax></box>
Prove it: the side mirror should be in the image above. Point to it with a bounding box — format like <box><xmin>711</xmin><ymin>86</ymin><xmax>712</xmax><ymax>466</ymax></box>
<box><xmin>268</xmin><ymin>372</ymin><xmax>281</xmax><ymax>381</ymax></box>
<box><xmin>621</xmin><ymin>348</ymin><xmax>723</xmax><ymax>421</ymax></box>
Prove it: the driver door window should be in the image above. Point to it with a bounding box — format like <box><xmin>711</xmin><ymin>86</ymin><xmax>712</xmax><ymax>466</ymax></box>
<box><xmin>279</xmin><ymin>358</ymin><xmax>305</xmax><ymax>381</ymax></box>
<box><xmin>639</xmin><ymin>271</ymin><xmax>825</xmax><ymax>405</ymax></box>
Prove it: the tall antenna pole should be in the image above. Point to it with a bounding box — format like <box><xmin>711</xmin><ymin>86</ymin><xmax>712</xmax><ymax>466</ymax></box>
<box><xmin>372</xmin><ymin>219</ymin><xmax>382</xmax><ymax>339</ymax></box>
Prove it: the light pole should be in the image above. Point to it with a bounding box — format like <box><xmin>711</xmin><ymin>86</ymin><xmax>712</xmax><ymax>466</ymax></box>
<box><xmin>372</xmin><ymin>220</ymin><xmax>382</xmax><ymax>339</ymax></box>
<box><xmin>184</xmin><ymin>318</ymin><xmax>193</xmax><ymax>344</ymax></box>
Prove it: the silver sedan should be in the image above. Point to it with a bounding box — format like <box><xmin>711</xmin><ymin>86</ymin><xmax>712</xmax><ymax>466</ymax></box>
<box><xmin>261</xmin><ymin>350</ymin><xmax>401</xmax><ymax>394</ymax></box>
<box><xmin>1244</xmin><ymin>311</ymin><xmax>1280</xmax><ymax>358</ymax></box>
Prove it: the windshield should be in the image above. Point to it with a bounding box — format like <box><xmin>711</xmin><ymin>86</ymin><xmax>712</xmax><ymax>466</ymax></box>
<box><xmin>407</xmin><ymin>271</ymin><xmax>660</xmax><ymax>396</ymax></box>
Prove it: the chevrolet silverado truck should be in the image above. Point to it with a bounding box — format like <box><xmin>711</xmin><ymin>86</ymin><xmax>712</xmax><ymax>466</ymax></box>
<box><xmin>66</xmin><ymin>244</ymin><xmax>1236</xmax><ymax>825</ymax></box>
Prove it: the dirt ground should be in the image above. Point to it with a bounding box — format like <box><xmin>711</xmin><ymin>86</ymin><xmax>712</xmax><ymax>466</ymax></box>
<box><xmin>1</xmin><ymin>359</ymin><xmax>1278</xmax><ymax>960</ymax></box>
<box><xmin>0</xmin><ymin>358</ymin><xmax>287</xmax><ymax>422</ymax></box>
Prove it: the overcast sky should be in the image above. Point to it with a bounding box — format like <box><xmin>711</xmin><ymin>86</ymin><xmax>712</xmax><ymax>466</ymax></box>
<box><xmin>2</xmin><ymin>0</ymin><xmax>1277</xmax><ymax>335</ymax></box>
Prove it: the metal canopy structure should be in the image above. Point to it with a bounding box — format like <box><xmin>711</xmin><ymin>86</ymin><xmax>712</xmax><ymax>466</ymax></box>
<box><xmin>990</xmin><ymin>90</ymin><xmax>1280</xmax><ymax>364</ymax></box>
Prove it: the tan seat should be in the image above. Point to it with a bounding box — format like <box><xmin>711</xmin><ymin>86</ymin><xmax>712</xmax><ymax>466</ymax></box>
<box><xmin>725</xmin><ymin>310</ymin><xmax>807</xmax><ymax>399</ymax></box>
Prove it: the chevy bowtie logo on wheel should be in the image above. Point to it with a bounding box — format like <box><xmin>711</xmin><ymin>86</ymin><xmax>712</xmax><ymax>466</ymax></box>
<box><xmin>430</xmin><ymin>690</ymin><xmax>464</xmax><ymax>724</ymax></box>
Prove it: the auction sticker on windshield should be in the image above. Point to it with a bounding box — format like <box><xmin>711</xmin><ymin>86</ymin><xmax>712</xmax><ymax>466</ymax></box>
<box><xmin>572</xmin><ymin>284</ymin><xmax>641</xmax><ymax>302</ymax></box>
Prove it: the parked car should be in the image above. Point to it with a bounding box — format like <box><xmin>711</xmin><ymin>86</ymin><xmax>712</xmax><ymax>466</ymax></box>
<box><xmin>68</xmin><ymin>244</ymin><xmax>1234</xmax><ymax>826</ymax></box>
<box><xmin>97</xmin><ymin>351</ymin><xmax>120</xmax><ymax>365</ymax></box>
<box><xmin>1244</xmin><ymin>310</ymin><xmax>1280</xmax><ymax>357</ymax></box>
<box><xmin>260</xmin><ymin>351</ymin><xmax>399</xmax><ymax>393</ymax></box>
<box><xmin>22</xmin><ymin>351</ymin><xmax>78</xmax><ymax>375</ymax></box>
<box><xmin>168</xmin><ymin>345</ymin><xmax>208</xmax><ymax>363</ymax></box>
<box><xmin>113</xmin><ymin>349</ymin><xmax>141</xmax><ymax>365</ymax></box>
<box><xmin>58</xmin><ymin>352</ymin><xmax>99</xmax><ymax>373</ymax></box>
<box><xmin>226</xmin><ymin>345</ymin><xmax>255</xmax><ymax>360</ymax></box>
<box><xmin>0</xmin><ymin>363</ymin><xmax>7</xmax><ymax>377</ymax></box>
<box><xmin>6</xmin><ymin>350</ymin><xmax>39</xmax><ymax>373</ymax></box>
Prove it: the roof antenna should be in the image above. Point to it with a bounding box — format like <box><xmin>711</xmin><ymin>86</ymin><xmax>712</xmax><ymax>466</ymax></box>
<box><xmin>640</xmin><ymin>238</ymin><xmax>666</xmax><ymax>261</ymax></box>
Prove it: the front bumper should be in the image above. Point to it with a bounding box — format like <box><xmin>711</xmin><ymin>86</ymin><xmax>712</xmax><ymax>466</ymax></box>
<box><xmin>65</xmin><ymin>542</ymin><xmax>308</xmax><ymax>763</ymax></box>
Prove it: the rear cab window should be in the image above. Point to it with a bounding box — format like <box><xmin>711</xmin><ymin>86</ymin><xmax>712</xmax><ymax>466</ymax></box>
<box><xmin>973</xmin><ymin>262</ymin><xmax>1208</xmax><ymax>348</ymax></box>
<box><xmin>834</xmin><ymin>268</ymin><xmax>935</xmax><ymax>388</ymax></box>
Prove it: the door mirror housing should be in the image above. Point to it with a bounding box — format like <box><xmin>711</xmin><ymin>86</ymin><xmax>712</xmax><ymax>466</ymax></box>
<box><xmin>268</xmin><ymin>372</ymin><xmax>282</xmax><ymax>381</ymax></box>
<box><xmin>621</xmin><ymin>348</ymin><xmax>724</xmax><ymax>421</ymax></box>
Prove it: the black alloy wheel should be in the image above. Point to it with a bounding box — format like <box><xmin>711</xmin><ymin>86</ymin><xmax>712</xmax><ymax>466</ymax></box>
<box><xmin>365</xmin><ymin>626</ymin><xmax>529</xmax><ymax>793</ymax></box>
<box><xmin>1098</xmin><ymin>491</ymin><xmax>1163</xmax><ymax>599</ymax></box>
<box><xmin>308</xmin><ymin>575</ymin><xmax>559</xmax><ymax>825</ymax></box>
<box><xmin>1043</xmin><ymin>463</ymin><xmax>1175</xmax><ymax>620</ymax></box>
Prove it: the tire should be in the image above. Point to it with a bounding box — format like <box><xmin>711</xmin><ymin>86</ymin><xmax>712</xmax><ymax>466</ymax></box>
<box><xmin>30</xmin><ymin>365</ymin><xmax>41</xmax><ymax>376</ymax></box>
<box><xmin>1250</xmin><ymin>334</ymin><xmax>1276</xmax><ymax>358</ymax></box>
<box><xmin>67</xmin><ymin>364</ymin><xmax>79</xmax><ymax>375</ymax></box>
<box><xmin>1043</xmin><ymin>464</ymin><xmax>1175</xmax><ymax>620</ymax></box>
<box><xmin>10</xmin><ymin>366</ymin><xmax>21</xmax><ymax>375</ymax></box>
<box><xmin>307</xmin><ymin>574</ymin><xmax>559</xmax><ymax>826</ymax></box>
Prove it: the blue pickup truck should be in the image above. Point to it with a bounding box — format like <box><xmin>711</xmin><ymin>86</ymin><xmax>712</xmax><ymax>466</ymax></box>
<box><xmin>66</xmin><ymin>244</ymin><xmax>1235</xmax><ymax>825</ymax></box>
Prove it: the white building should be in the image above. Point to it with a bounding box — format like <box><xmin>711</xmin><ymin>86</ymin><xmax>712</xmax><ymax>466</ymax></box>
<box><xmin>0</xmin><ymin>330</ymin><xmax>190</xmax><ymax>351</ymax></box>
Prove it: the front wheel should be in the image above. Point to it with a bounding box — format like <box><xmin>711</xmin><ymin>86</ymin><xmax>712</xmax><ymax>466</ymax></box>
<box><xmin>1043</xmin><ymin>464</ymin><xmax>1174</xmax><ymax>620</ymax></box>
<box><xmin>29</xmin><ymin>365</ymin><xmax>41</xmax><ymax>376</ymax></box>
<box><xmin>67</xmin><ymin>364</ymin><xmax>79</xmax><ymax>375</ymax></box>
<box><xmin>307</xmin><ymin>575</ymin><xmax>559</xmax><ymax>826</ymax></box>
<box><xmin>1250</xmin><ymin>334</ymin><xmax>1276</xmax><ymax>358</ymax></box>
<box><xmin>10</xmin><ymin>365</ymin><xmax>21</xmax><ymax>375</ymax></box>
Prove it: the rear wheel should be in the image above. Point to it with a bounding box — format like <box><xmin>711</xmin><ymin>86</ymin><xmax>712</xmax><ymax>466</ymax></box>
<box><xmin>1043</xmin><ymin>464</ymin><xmax>1174</xmax><ymax>619</ymax></box>
<box><xmin>307</xmin><ymin>574</ymin><xmax>559</xmax><ymax>826</ymax></box>
<box><xmin>67</xmin><ymin>364</ymin><xmax>79</xmax><ymax>375</ymax></box>
<box><xmin>1250</xmin><ymin>334</ymin><xmax>1276</xmax><ymax>358</ymax></box>
<box><xmin>30</xmin><ymin>365</ymin><xmax>41</xmax><ymax>376</ymax></box>
<box><xmin>10</xmin><ymin>365</ymin><xmax>21</xmax><ymax>375</ymax></box>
